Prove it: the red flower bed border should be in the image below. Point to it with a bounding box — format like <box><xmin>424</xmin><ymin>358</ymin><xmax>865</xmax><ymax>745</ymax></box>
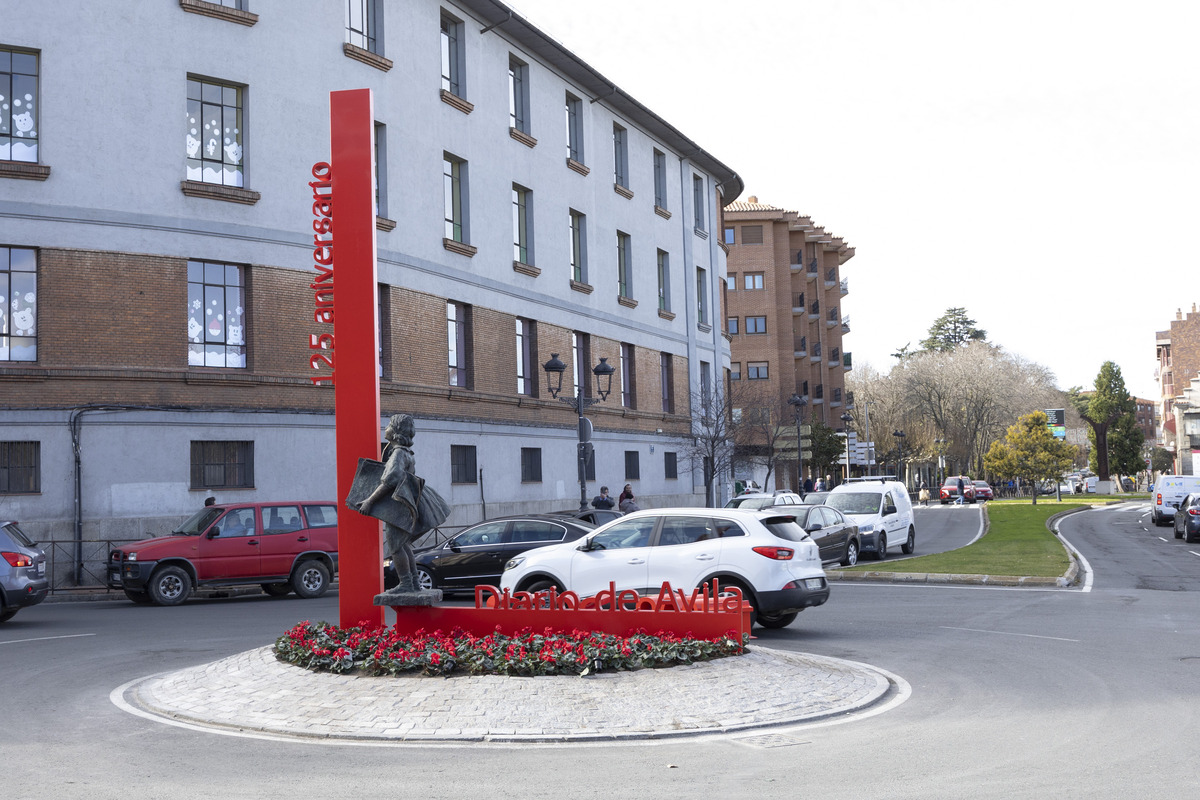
<box><xmin>274</xmin><ymin>621</ymin><xmax>748</xmax><ymax>677</ymax></box>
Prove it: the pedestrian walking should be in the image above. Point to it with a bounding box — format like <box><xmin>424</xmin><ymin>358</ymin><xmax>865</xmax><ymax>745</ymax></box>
<box><xmin>918</xmin><ymin>480</ymin><xmax>930</xmax><ymax>507</ymax></box>
<box><xmin>956</xmin><ymin>476</ymin><xmax>965</xmax><ymax>505</ymax></box>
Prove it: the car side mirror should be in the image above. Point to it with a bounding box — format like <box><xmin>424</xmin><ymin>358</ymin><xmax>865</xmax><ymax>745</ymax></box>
<box><xmin>885</xmin><ymin>505</ymin><xmax>897</xmax><ymax>515</ymax></box>
<box><xmin>806</xmin><ymin>523</ymin><xmax>823</xmax><ymax>533</ymax></box>
<box><xmin>206</xmin><ymin>528</ymin><xmax>220</xmax><ymax>539</ymax></box>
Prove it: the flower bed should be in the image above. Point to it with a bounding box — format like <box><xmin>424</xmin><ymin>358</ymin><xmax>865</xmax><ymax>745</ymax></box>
<box><xmin>274</xmin><ymin>621</ymin><xmax>748</xmax><ymax>677</ymax></box>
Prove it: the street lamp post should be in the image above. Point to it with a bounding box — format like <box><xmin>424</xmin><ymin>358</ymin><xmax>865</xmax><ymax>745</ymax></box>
<box><xmin>840</xmin><ymin>412</ymin><xmax>854</xmax><ymax>483</ymax></box>
<box><xmin>893</xmin><ymin>430</ymin><xmax>906</xmax><ymax>488</ymax></box>
<box><xmin>543</xmin><ymin>353</ymin><xmax>615</xmax><ymax>511</ymax></box>
<box><xmin>934</xmin><ymin>438</ymin><xmax>946</xmax><ymax>488</ymax></box>
<box><xmin>788</xmin><ymin>393</ymin><xmax>808</xmax><ymax>494</ymax></box>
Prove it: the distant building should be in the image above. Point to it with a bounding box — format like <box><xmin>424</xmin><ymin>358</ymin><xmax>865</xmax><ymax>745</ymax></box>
<box><xmin>1156</xmin><ymin>304</ymin><xmax>1200</xmax><ymax>458</ymax></box>
<box><xmin>722</xmin><ymin>197</ymin><xmax>854</xmax><ymax>490</ymax></box>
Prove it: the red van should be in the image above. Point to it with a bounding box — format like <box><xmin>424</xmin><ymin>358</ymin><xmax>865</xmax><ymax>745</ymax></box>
<box><xmin>108</xmin><ymin>501</ymin><xmax>338</xmax><ymax>605</ymax></box>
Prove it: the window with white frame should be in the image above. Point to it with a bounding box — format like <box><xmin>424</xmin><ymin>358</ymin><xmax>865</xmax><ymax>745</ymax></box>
<box><xmin>1</xmin><ymin>48</ymin><xmax>39</xmax><ymax>163</ymax></box>
<box><xmin>443</xmin><ymin>152</ymin><xmax>467</xmax><ymax>242</ymax></box>
<box><xmin>653</xmin><ymin>149</ymin><xmax>667</xmax><ymax>209</ymax></box>
<box><xmin>617</xmin><ymin>231</ymin><xmax>632</xmax><ymax>299</ymax></box>
<box><xmin>0</xmin><ymin>246</ymin><xmax>37</xmax><ymax>362</ymax></box>
<box><xmin>565</xmin><ymin>92</ymin><xmax>583</xmax><ymax>163</ymax></box>
<box><xmin>508</xmin><ymin>55</ymin><xmax>529</xmax><ymax>134</ymax></box>
<box><xmin>516</xmin><ymin>317</ymin><xmax>537</xmax><ymax>397</ymax></box>
<box><xmin>569</xmin><ymin>209</ymin><xmax>587</xmax><ymax>283</ymax></box>
<box><xmin>440</xmin><ymin>11</ymin><xmax>464</xmax><ymax>97</ymax></box>
<box><xmin>512</xmin><ymin>183</ymin><xmax>531</xmax><ymax>264</ymax></box>
<box><xmin>346</xmin><ymin>0</ymin><xmax>381</xmax><ymax>54</ymax></box>
<box><xmin>656</xmin><ymin>249</ymin><xmax>670</xmax><ymax>311</ymax></box>
<box><xmin>448</xmin><ymin>300</ymin><xmax>472</xmax><ymax>388</ymax></box>
<box><xmin>613</xmin><ymin>123</ymin><xmax>629</xmax><ymax>188</ymax></box>
<box><xmin>187</xmin><ymin>260</ymin><xmax>246</xmax><ymax>368</ymax></box>
<box><xmin>186</xmin><ymin>77</ymin><xmax>244</xmax><ymax>187</ymax></box>
<box><xmin>620</xmin><ymin>342</ymin><xmax>636</xmax><ymax>409</ymax></box>
<box><xmin>743</xmin><ymin>272</ymin><xmax>764</xmax><ymax>290</ymax></box>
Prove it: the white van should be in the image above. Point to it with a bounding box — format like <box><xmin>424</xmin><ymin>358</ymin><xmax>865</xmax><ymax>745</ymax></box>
<box><xmin>1152</xmin><ymin>475</ymin><xmax>1200</xmax><ymax>526</ymax></box>
<box><xmin>825</xmin><ymin>478</ymin><xmax>916</xmax><ymax>559</ymax></box>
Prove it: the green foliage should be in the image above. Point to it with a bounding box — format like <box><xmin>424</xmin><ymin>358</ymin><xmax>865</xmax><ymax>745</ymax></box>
<box><xmin>1075</xmin><ymin>362</ymin><xmax>1136</xmax><ymax>480</ymax></box>
<box><xmin>919</xmin><ymin>307</ymin><xmax>988</xmax><ymax>352</ymax></box>
<box><xmin>1105</xmin><ymin>411</ymin><xmax>1145</xmax><ymax>476</ymax></box>
<box><xmin>984</xmin><ymin>411</ymin><xmax>1076</xmax><ymax>503</ymax></box>
<box><xmin>1151</xmin><ymin>446</ymin><xmax>1174</xmax><ymax>474</ymax></box>
<box><xmin>807</xmin><ymin>418</ymin><xmax>847</xmax><ymax>476</ymax></box>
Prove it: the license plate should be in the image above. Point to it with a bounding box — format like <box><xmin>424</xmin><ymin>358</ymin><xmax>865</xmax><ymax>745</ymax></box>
<box><xmin>37</xmin><ymin>561</ymin><xmax>46</xmax><ymax>576</ymax></box>
<box><xmin>805</xmin><ymin>578</ymin><xmax>823</xmax><ymax>590</ymax></box>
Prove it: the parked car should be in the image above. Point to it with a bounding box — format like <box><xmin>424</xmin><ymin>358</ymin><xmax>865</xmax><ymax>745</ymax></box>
<box><xmin>801</xmin><ymin>491</ymin><xmax>830</xmax><ymax>505</ymax></box>
<box><xmin>940</xmin><ymin>476</ymin><xmax>976</xmax><ymax>504</ymax></box>
<box><xmin>1</xmin><ymin>521</ymin><xmax>49</xmax><ymax>623</ymax></box>
<box><xmin>973</xmin><ymin>481</ymin><xmax>994</xmax><ymax>502</ymax></box>
<box><xmin>1153</xmin><ymin>475</ymin><xmax>1200</xmax><ymax>526</ymax></box>
<box><xmin>549</xmin><ymin>508</ymin><xmax>623</xmax><ymax>526</ymax></box>
<box><xmin>1173</xmin><ymin>493</ymin><xmax>1200</xmax><ymax>542</ymax></box>
<box><xmin>784</xmin><ymin>505</ymin><xmax>861</xmax><ymax>566</ymax></box>
<box><xmin>724</xmin><ymin>491</ymin><xmax>803</xmax><ymax>509</ymax></box>
<box><xmin>108</xmin><ymin>501</ymin><xmax>339</xmax><ymax>605</ymax></box>
<box><xmin>398</xmin><ymin>514</ymin><xmax>596</xmax><ymax>592</ymax></box>
<box><xmin>826</xmin><ymin>478</ymin><xmax>916</xmax><ymax>559</ymax></box>
<box><xmin>500</xmin><ymin>507</ymin><xmax>830</xmax><ymax>629</ymax></box>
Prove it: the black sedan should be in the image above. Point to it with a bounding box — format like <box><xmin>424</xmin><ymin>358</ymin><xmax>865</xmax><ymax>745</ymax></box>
<box><xmin>1174</xmin><ymin>494</ymin><xmax>1200</xmax><ymax>543</ymax></box>
<box><xmin>390</xmin><ymin>515</ymin><xmax>595</xmax><ymax>592</ymax></box>
<box><xmin>549</xmin><ymin>508</ymin><xmax>624</xmax><ymax>526</ymax></box>
<box><xmin>778</xmin><ymin>504</ymin><xmax>860</xmax><ymax>566</ymax></box>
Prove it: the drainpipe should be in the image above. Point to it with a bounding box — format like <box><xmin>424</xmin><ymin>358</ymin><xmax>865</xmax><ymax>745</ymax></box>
<box><xmin>68</xmin><ymin>408</ymin><xmax>86</xmax><ymax>585</ymax></box>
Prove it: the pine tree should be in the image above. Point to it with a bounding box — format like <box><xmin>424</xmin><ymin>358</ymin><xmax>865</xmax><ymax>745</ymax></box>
<box><xmin>983</xmin><ymin>411</ymin><xmax>1077</xmax><ymax>505</ymax></box>
<box><xmin>919</xmin><ymin>307</ymin><xmax>988</xmax><ymax>352</ymax></box>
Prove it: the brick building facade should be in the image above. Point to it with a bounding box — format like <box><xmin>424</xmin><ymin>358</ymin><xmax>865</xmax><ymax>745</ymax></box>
<box><xmin>1156</xmin><ymin>304</ymin><xmax>1200</xmax><ymax>457</ymax></box>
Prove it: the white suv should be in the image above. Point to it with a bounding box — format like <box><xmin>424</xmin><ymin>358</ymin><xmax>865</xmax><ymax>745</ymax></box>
<box><xmin>825</xmin><ymin>478</ymin><xmax>916</xmax><ymax>559</ymax></box>
<box><xmin>500</xmin><ymin>507</ymin><xmax>830</xmax><ymax>629</ymax></box>
<box><xmin>724</xmin><ymin>491</ymin><xmax>803</xmax><ymax>510</ymax></box>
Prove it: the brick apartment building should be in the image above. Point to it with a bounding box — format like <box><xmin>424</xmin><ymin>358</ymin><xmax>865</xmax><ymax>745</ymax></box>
<box><xmin>1157</xmin><ymin>304</ymin><xmax>1200</xmax><ymax>473</ymax></box>
<box><xmin>1</xmin><ymin>0</ymin><xmax>743</xmax><ymax>581</ymax></box>
<box><xmin>722</xmin><ymin>197</ymin><xmax>854</xmax><ymax>491</ymax></box>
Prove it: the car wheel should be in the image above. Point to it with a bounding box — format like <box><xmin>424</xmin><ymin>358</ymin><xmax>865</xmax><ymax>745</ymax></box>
<box><xmin>840</xmin><ymin>539</ymin><xmax>859</xmax><ymax>567</ymax></box>
<box><xmin>292</xmin><ymin>560</ymin><xmax>330</xmax><ymax>599</ymax></box>
<box><xmin>123</xmin><ymin>588</ymin><xmax>154</xmax><ymax>604</ymax></box>
<box><xmin>416</xmin><ymin>568</ymin><xmax>434</xmax><ymax>591</ymax></box>
<box><xmin>261</xmin><ymin>583</ymin><xmax>291</xmax><ymax>597</ymax></box>
<box><xmin>713</xmin><ymin>577</ymin><xmax>757</xmax><ymax>627</ymax></box>
<box><xmin>875</xmin><ymin>533</ymin><xmax>888</xmax><ymax>560</ymax></box>
<box><xmin>523</xmin><ymin>578</ymin><xmax>565</xmax><ymax>608</ymax></box>
<box><xmin>0</xmin><ymin>607</ymin><xmax>17</xmax><ymax>623</ymax></box>
<box><xmin>148</xmin><ymin>565</ymin><xmax>191</xmax><ymax>606</ymax></box>
<box><xmin>756</xmin><ymin>611</ymin><xmax>798</xmax><ymax>629</ymax></box>
<box><xmin>901</xmin><ymin>527</ymin><xmax>915</xmax><ymax>555</ymax></box>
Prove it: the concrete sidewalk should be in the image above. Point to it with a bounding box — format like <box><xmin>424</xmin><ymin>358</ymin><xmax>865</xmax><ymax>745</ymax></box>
<box><xmin>117</xmin><ymin>644</ymin><xmax>897</xmax><ymax>743</ymax></box>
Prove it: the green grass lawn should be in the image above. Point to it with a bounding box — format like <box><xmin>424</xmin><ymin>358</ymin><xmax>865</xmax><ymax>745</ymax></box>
<box><xmin>840</xmin><ymin>496</ymin><xmax>1108</xmax><ymax>577</ymax></box>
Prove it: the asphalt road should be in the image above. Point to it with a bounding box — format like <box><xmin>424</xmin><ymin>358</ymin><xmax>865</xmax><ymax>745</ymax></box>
<box><xmin>6</xmin><ymin>502</ymin><xmax>1199</xmax><ymax>798</ymax></box>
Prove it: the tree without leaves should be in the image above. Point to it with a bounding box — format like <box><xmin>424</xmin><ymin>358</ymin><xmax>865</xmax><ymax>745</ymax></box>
<box><xmin>919</xmin><ymin>307</ymin><xmax>988</xmax><ymax>352</ymax></box>
<box><xmin>673</xmin><ymin>381</ymin><xmax>743</xmax><ymax>507</ymax></box>
<box><xmin>729</xmin><ymin>381</ymin><xmax>795</xmax><ymax>491</ymax></box>
<box><xmin>983</xmin><ymin>411</ymin><xmax>1077</xmax><ymax>505</ymax></box>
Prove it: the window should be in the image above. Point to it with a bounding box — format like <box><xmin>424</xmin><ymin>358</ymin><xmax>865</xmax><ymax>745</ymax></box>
<box><xmin>190</xmin><ymin>441</ymin><xmax>253</xmax><ymax>489</ymax></box>
<box><xmin>303</xmin><ymin>504</ymin><xmax>338</xmax><ymax>527</ymax></box>
<box><xmin>727</xmin><ymin>316</ymin><xmax>739</xmax><ymax>335</ymax></box>
<box><xmin>0</xmin><ymin>441</ymin><xmax>39</xmax><ymax>493</ymax></box>
<box><xmin>741</xmin><ymin>225</ymin><xmax>764</xmax><ymax>244</ymax></box>
<box><xmin>723</xmin><ymin>227</ymin><xmax>735</xmax><ymax>245</ymax></box>
<box><xmin>725</xmin><ymin>274</ymin><xmax>736</xmax><ymax>290</ymax></box>
<box><xmin>624</xmin><ymin>450</ymin><xmax>640</xmax><ymax>480</ymax></box>
<box><xmin>617</xmin><ymin>231</ymin><xmax>632</xmax><ymax>299</ymax></box>
<box><xmin>653</xmin><ymin>149</ymin><xmax>667</xmax><ymax>208</ymax></box>
<box><xmin>696</xmin><ymin>267</ymin><xmax>709</xmax><ymax>324</ymax></box>
<box><xmin>746</xmin><ymin>316</ymin><xmax>766</xmax><ymax>334</ymax></box>
<box><xmin>440</xmin><ymin>11</ymin><xmax>464</xmax><ymax>97</ymax></box>
<box><xmin>692</xmin><ymin>174</ymin><xmax>706</xmax><ymax>231</ymax></box>
<box><xmin>447</xmin><ymin>300</ymin><xmax>472</xmax><ymax>388</ymax></box>
<box><xmin>346</xmin><ymin>0</ymin><xmax>380</xmax><ymax>54</ymax></box>
<box><xmin>516</xmin><ymin>317</ymin><xmax>537</xmax><ymax>397</ymax></box>
<box><xmin>263</xmin><ymin>505</ymin><xmax>302</xmax><ymax>533</ymax></box>
<box><xmin>621</xmin><ymin>342</ymin><xmax>636</xmax><ymax>409</ymax></box>
<box><xmin>373</xmin><ymin>122</ymin><xmax>392</xmax><ymax>221</ymax></box>
<box><xmin>613</xmin><ymin>123</ymin><xmax>628</xmax><ymax>188</ymax></box>
<box><xmin>656</xmin><ymin>249</ymin><xmax>670</xmax><ymax>311</ymax></box>
<box><xmin>571</xmin><ymin>331</ymin><xmax>591</xmax><ymax>398</ymax></box>
<box><xmin>1</xmin><ymin>246</ymin><xmax>36</xmax><ymax>361</ymax></box>
<box><xmin>660</xmin><ymin>352</ymin><xmax>675</xmax><ymax>413</ymax></box>
<box><xmin>1</xmin><ymin>48</ymin><xmax>39</xmax><ymax>163</ymax></box>
<box><xmin>664</xmin><ymin>451</ymin><xmax>678</xmax><ymax>480</ymax></box>
<box><xmin>659</xmin><ymin>516</ymin><xmax>716</xmax><ymax>546</ymax></box>
<box><xmin>569</xmin><ymin>209</ymin><xmax>587</xmax><ymax>282</ymax></box>
<box><xmin>730</xmin><ymin>362</ymin><xmax>741</xmax><ymax>381</ymax></box>
<box><xmin>508</xmin><ymin>55</ymin><xmax>529</xmax><ymax>133</ymax></box>
<box><xmin>377</xmin><ymin>283</ymin><xmax>389</xmax><ymax>379</ymax></box>
<box><xmin>512</xmin><ymin>183</ymin><xmax>531</xmax><ymax>265</ymax></box>
<box><xmin>451</xmin><ymin>445</ymin><xmax>477</xmax><ymax>483</ymax></box>
<box><xmin>521</xmin><ymin>448</ymin><xmax>543</xmax><ymax>482</ymax></box>
<box><xmin>187</xmin><ymin>260</ymin><xmax>246</xmax><ymax>368</ymax></box>
<box><xmin>565</xmin><ymin>93</ymin><xmax>583</xmax><ymax>163</ymax></box>
<box><xmin>700</xmin><ymin>360</ymin><xmax>712</xmax><ymax>417</ymax></box>
<box><xmin>743</xmin><ymin>272</ymin><xmax>764</xmax><ymax>290</ymax></box>
<box><xmin>186</xmin><ymin>77</ymin><xmax>244</xmax><ymax>187</ymax></box>
<box><xmin>748</xmin><ymin>361</ymin><xmax>769</xmax><ymax>380</ymax></box>
<box><xmin>443</xmin><ymin>152</ymin><xmax>468</xmax><ymax>242</ymax></box>
<box><xmin>590</xmin><ymin>517</ymin><xmax>655</xmax><ymax>550</ymax></box>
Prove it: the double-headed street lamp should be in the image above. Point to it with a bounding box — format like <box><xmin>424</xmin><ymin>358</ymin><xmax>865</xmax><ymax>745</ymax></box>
<box><xmin>893</xmin><ymin>430</ymin><xmax>906</xmax><ymax>486</ymax></box>
<box><xmin>543</xmin><ymin>353</ymin><xmax>615</xmax><ymax>511</ymax></box>
<box><xmin>788</xmin><ymin>393</ymin><xmax>808</xmax><ymax>493</ymax></box>
<box><xmin>840</xmin><ymin>412</ymin><xmax>854</xmax><ymax>482</ymax></box>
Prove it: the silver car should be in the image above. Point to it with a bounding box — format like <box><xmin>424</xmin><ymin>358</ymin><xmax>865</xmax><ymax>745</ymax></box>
<box><xmin>1</xmin><ymin>521</ymin><xmax>49</xmax><ymax>623</ymax></box>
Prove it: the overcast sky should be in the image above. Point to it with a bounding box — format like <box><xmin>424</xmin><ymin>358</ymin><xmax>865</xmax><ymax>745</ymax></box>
<box><xmin>508</xmin><ymin>0</ymin><xmax>1198</xmax><ymax>400</ymax></box>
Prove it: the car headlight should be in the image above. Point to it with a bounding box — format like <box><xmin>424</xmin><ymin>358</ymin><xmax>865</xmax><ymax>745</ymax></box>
<box><xmin>504</xmin><ymin>556</ymin><xmax>525</xmax><ymax>571</ymax></box>
<box><xmin>858</xmin><ymin>524</ymin><xmax>874</xmax><ymax>533</ymax></box>
<box><xmin>127</xmin><ymin>553</ymin><xmax>137</xmax><ymax>562</ymax></box>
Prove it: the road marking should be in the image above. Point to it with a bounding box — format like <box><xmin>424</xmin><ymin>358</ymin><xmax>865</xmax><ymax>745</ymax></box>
<box><xmin>1159</xmin><ymin>537</ymin><xmax>1169</xmax><ymax>542</ymax></box>
<box><xmin>940</xmin><ymin>626</ymin><xmax>1079</xmax><ymax>642</ymax></box>
<box><xmin>1054</xmin><ymin>516</ymin><xmax>1093</xmax><ymax>592</ymax></box>
<box><xmin>0</xmin><ymin>633</ymin><xmax>96</xmax><ymax>646</ymax></box>
<box><xmin>1190</xmin><ymin>551</ymin><xmax>1200</xmax><ymax>558</ymax></box>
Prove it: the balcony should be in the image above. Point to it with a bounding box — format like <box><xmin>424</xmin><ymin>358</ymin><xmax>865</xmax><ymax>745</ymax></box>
<box><xmin>793</xmin><ymin>335</ymin><xmax>807</xmax><ymax>357</ymax></box>
<box><xmin>842</xmin><ymin>314</ymin><xmax>850</xmax><ymax>333</ymax></box>
<box><xmin>808</xmin><ymin>300</ymin><xmax>820</xmax><ymax>320</ymax></box>
<box><xmin>840</xmin><ymin>277</ymin><xmax>849</xmax><ymax>296</ymax></box>
<box><xmin>826</xmin><ymin>307</ymin><xmax>838</xmax><ymax>328</ymax></box>
<box><xmin>811</xmin><ymin>342</ymin><xmax>822</xmax><ymax>362</ymax></box>
<box><xmin>843</xmin><ymin>351</ymin><xmax>853</xmax><ymax>371</ymax></box>
<box><xmin>829</xmin><ymin>347</ymin><xmax>840</xmax><ymax>368</ymax></box>
<box><xmin>806</xmin><ymin>257</ymin><xmax>819</xmax><ymax>279</ymax></box>
<box><xmin>792</xmin><ymin>292</ymin><xmax>805</xmax><ymax>314</ymax></box>
<box><xmin>825</xmin><ymin>267</ymin><xmax>837</xmax><ymax>288</ymax></box>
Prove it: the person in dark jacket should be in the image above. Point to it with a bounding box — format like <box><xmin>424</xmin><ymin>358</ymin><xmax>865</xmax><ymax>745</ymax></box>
<box><xmin>618</xmin><ymin>484</ymin><xmax>639</xmax><ymax>513</ymax></box>
<box><xmin>956</xmin><ymin>476</ymin><xmax>966</xmax><ymax>504</ymax></box>
<box><xmin>592</xmin><ymin>486</ymin><xmax>615</xmax><ymax>509</ymax></box>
